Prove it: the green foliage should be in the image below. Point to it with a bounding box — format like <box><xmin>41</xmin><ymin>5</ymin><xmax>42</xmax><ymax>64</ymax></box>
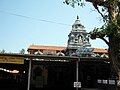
<box><xmin>117</xmin><ymin>15</ymin><xmax>120</xmax><ymax>25</ymax></box>
<box><xmin>90</xmin><ymin>19</ymin><xmax>120</xmax><ymax>40</ymax></box>
<box><xmin>19</xmin><ymin>48</ymin><xmax>25</xmax><ymax>54</ymax></box>
<box><xmin>0</xmin><ymin>49</ymin><xmax>5</xmax><ymax>53</ymax></box>
<box><xmin>89</xmin><ymin>27</ymin><xmax>106</xmax><ymax>39</ymax></box>
<box><xmin>63</xmin><ymin>0</ymin><xmax>85</xmax><ymax>7</ymax></box>
<box><xmin>104</xmin><ymin>16</ymin><xmax>120</xmax><ymax>38</ymax></box>
<box><xmin>64</xmin><ymin>0</ymin><xmax>117</xmax><ymax>7</ymax></box>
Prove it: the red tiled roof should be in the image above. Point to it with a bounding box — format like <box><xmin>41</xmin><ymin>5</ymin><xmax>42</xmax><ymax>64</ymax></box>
<box><xmin>28</xmin><ymin>45</ymin><xmax>108</xmax><ymax>53</ymax></box>
<box><xmin>28</xmin><ymin>45</ymin><xmax>66</xmax><ymax>51</ymax></box>
<box><xmin>93</xmin><ymin>48</ymin><xmax>108</xmax><ymax>53</ymax></box>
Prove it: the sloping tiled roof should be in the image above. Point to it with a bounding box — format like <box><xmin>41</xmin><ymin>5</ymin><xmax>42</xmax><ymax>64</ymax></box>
<box><xmin>28</xmin><ymin>45</ymin><xmax>66</xmax><ymax>51</ymax></box>
<box><xmin>93</xmin><ymin>48</ymin><xmax>108</xmax><ymax>53</ymax></box>
<box><xmin>28</xmin><ymin>45</ymin><xmax>108</xmax><ymax>53</ymax></box>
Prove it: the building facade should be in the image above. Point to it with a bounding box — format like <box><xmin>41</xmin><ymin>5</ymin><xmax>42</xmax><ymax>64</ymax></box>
<box><xmin>28</xmin><ymin>16</ymin><xmax>108</xmax><ymax>58</ymax></box>
<box><xmin>26</xmin><ymin>16</ymin><xmax>111</xmax><ymax>89</ymax></box>
<box><xmin>0</xmin><ymin>16</ymin><xmax>112</xmax><ymax>90</ymax></box>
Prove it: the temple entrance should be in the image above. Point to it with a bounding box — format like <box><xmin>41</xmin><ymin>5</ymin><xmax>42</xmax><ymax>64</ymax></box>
<box><xmin>30</xmin><ymin>61</ymin><xmax>76</xmax><ymax>90</ymax></box>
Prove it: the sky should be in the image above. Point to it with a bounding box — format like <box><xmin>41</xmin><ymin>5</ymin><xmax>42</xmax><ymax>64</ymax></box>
<box><xmin>0</xmin><ymin>0</ymin><xmax>108</xmax><ymax>53</ymax></box>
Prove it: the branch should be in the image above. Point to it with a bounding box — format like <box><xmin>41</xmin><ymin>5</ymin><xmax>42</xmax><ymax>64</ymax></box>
<box><xmin>92</xmin><ymin>3</ymin><xmax>106</xmax><ymax>20</ymax></box>
<box><xmin>85</xmin><ymin>0</ymin><xmax>108</xmax><ymax>6</ymax></box>
<box><xmin>85</xmin><ymin>0</ymin><xmax>109</xmax><ymax>22</ymax></box>
<box><xmin>100</xmin><ymin>37</ymin><xmax>109</xmax><ymax>46</ymax></box>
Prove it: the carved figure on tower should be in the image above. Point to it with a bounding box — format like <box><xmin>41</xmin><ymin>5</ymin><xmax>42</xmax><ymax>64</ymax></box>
<box><xmin>66</xmin><ymin>16</ymin><xmax>92</xmax><ymax>56</ymax></box>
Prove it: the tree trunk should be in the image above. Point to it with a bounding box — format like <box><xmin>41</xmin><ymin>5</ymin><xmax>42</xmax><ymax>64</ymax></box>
<box><xmin>109</xmin><ymin>35</ymin><xmax>120</xmax><ymax>86</ymax></box>
<box><xmin>108</xmin><ymin>0</ymin><xmax>120</xmax><ymax>84</ymax></box>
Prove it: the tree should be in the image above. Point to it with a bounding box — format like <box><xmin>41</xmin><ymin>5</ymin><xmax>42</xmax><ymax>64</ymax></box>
<box><xmin>0</xmin><ymin>49</ymin><xmax>5</xmax><ymax>53</ymax></box>
<box><xmin>19</xmin><ymin>48</ymin><xmax>25</xmax><ymax>54</ymax></box>
<box><xmin>64</xmin><ymin>0</ymin><xmax>120</xmax><ymax>85</ymax></box>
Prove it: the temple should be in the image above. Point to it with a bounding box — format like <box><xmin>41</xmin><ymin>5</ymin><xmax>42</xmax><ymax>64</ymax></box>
<box><xmin>0</xmin><ymin>16</ymin><xmax>111</xmax><ymax>90</ymax></box>
<box><xmin>26</xmin><ymin>16</ymin><xmax>110</xmax><ymax>89</ymax></box>
<box><xmin>28</xmin><ymin>16</ymin><xmax>108</xmax><ymax>58</ymax></box>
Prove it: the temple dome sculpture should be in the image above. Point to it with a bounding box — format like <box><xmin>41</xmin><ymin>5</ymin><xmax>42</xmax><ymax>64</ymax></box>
<box><xmin>66</xmin><ymin>16</ymin><xmax>93</xmax><ymax>56</ymax></box>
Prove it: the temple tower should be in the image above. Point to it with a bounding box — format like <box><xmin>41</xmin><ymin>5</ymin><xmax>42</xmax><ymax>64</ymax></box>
<box><xmin>66</xmin><ymin>16</ymin><xmax>92</xmax><ymax>56</ymax></box>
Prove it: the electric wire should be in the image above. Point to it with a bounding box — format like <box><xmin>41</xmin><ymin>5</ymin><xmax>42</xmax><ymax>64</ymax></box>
<box><xmin>0</xmin><ymin>10</ymin><xmax>71</xmax><ymax>26</ymax></box>
<box><xmin>0</xmin><ymin>10</ymin><xmax>94</xmax><ymax>30</ymax></box>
